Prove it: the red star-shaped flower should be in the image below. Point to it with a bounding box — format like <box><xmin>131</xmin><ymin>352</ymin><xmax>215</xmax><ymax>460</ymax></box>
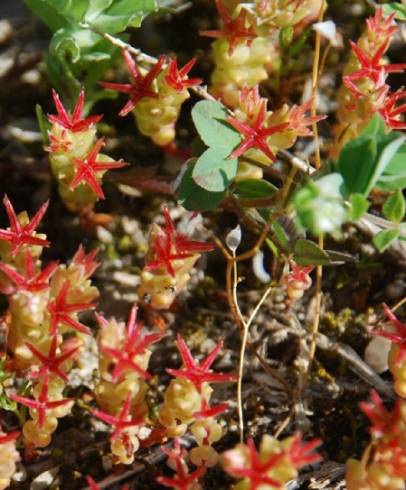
<box><xmin>90</xmin><ymin>392</ymin><xmax>143</xmax><ymax>441</ymax></box>
<box><xmin>47</xmin><ymin>128</ymin><xmax>72</xmax><ymax>154</ymax></box>
<box><xmin>360</xmin><ymin>389</ymin><xmax>402</xmax><ymax>437</ymax></box>
<box><xmin>0</xmin><ymin>251</ymin><xmax>58</xmax><ymax>293</ymax></box>
<box><xmin>239</xmin><ymin>86</ymin><xmax>265</xmax><ymax>119</ymax></box>
<box><xmin>48</xmin><ymin>281</ymin><xmax>96</xmax><ymax>336</ymax></box>
<box><xmin>101</xmin><ymin>50</ymin><xmax>165</xmax><ymax>116</ymax></box>
<box><xmin>193</xmin><ymin>398</ymin><xmax>230</xmax><ymax>419</ymax></box>
<box><xmin>227</xmin><ymin>102</ymin><xmax>289</xmax><ymax>161</ymax></box>
<box><xmin>0</xmin><ymin>196</ymin><xmax>50</xmax><ymax>257</ymax></box>
<box><xmin>366</xmin><ymin>8</ymin><xmax>397</xmax><ymax>39</ymax></box>
<box><xmin>71</xmin><ymin>245</ymin><xmax>100</xmax><ymax>279</ymax></box>
<box><xmin>69</xmin><ymin>138</ymin><xmax>128</xmax><ymax>199</ymax></box>
<box><xmin>27</xmin><ymin>335</ymin><xmax>80</xmax><ymax>382</ymax></box>
<box><xmin>164</xmin><ymin>57</ymin><xmax>202</xmax><ymax>91</ymax></box>
<box><xmin>10</xmin><ymin>379</ymin><xmax>73</xmax><ymax>428</ymax></box>
<box><xmin>167</xmin><ymin>334</ymin><xmax>237</xmax><ymax>392</ymax></box>
<box><xmin>225</xmin><ymin>438</ymin><xmax>285</xmax><ymax>489</ymax></box>
<box><xmin>372</xmin><ymin>304</ymin><xmax>406</xmax><ymax>367</ymax></box>
<box><xmin>287</xmin><ymin>99</ymin><xmax>327</xmax><ymax>136</ymax></box>
<box><xmin>97</xmin><ymin>304</ymin><xmax>166</xmax><ymax>381</ymax></box>
<box><xmin>145</xmin><ymin>205</ymin><xmax>215</xmax><ymax>277</ymax></box>
<box><xmin>343</xmin><ymin>41</ymin><xmax>406</xmax><ymax>98</ymax></box>
<box><xmin>157</xmin><ymin>439</ymin><xmax>206</xmax><ymax>490</ymax></box>
<box><xmin>201</xmin><ymin>0</ymin><xmax>257</xmax><ymax>54</ymax></box>
<box><xmin>48</xmin><ymin>89</ymin><xmax>102</xmax><ymax>132</ymax></box>
<box><xmin>286</xmin><ymin>433</ymin><xmax>322</xmax><ymax>468</ymax></box>
<box><xmin>379</xmin><ymin>88</ymin><xmax>406</xmax><ymax>130</ymax></box>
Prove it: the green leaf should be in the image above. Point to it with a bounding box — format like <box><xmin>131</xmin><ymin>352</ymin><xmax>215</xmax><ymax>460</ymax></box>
<box><xmin>24</xmin><ymin>0</ymin><xmax>68</xmax><ymax>31</ymax></box>
<box><xmin>191</xmin><ymin>100</ymin><xmax>241</xmax><ymax>152</ymax></box>
<box><xmin>383</xmin><ymin>2</ymin><xmax>406</xmax><ymax>20</ymax></box>
<box><xmin>338</xmin><ymin>135</ymin><xmax>377</xmax><ymax>195</ymax></box>
<box><xmin>92</xmin><ymin>0</ymin><xmax>157</xmax><ymax>31</ymax></box>
<box><xmin>338</xmin><ymin>126</ymin><xmax>405</xmax><ymax>196</ymax></box>
<box><xmin>35</xmin><ymin>104</ymin><xmax>50</xmax><ymax>144</ymax></box>
<box><xmin>293</xmin><ymin>173</ymin><xmax>347</xmax><ymax>236</ymax></box>
<box><xmin>56</xmin><ymin>0</ymin><xmax>90</xmax><ymax>23</ymax></box>
<box><xmin>178</xmin><ymin>162</ymin><xmax>226</xmax><ymax>211</ymax></box>
<box><xmin>360</xmin><ymin>113</ymin><xmax>387</xmax><ymax>139</ymax></box>
<box><xmin>272</xmin><ymin>220</ymin><xmax>291</xmax><ymax>250</ymax></box>
<box><xmin>85</xmin><ymin>0</ymin><xmax>114</xmax><ymax>20</ymax></box>
<box><xmin>25</xmin><ymin>0</ymin><xmax>157</xmax><ymax>116</ymax></box>
<box><xmin>383</xmin><ymin>190</ymin><xmax>405</xmax><ymax>223</ymax></box>
<box><xmin>192</xmin><ymin>147</ymin><xmax>238</xmax><ymax>192</ymax></box>
<box><xmin>234</xmin><ymin>179</ymin><xmax>277</xmax><ymax>200</ymax></box>
<box><xmin>373</xmin><ymin>228</ymin><xmax>400</xmax><ymax>252</ymax></box>
<box><xmin>368</xmin><ymin>135</ymin><xmax>406</xmax><ymax>194</ymax></box>
<box><xmin>294</xmin><ymin>238</ymin><xmax>331</xmax><ymax>266</ymax></box>
<box><xmin>376</xmin><ymin>142</ymin><xmax>406</xmax><ymax>190</ymax></box>
<box><xmin>279</xmin><ymin>25</ymin><xmax>294</xmax><ymax>50</ymax></box>
<box><xmin>377</xmin><ymin>172</ymin><xmax>406</xmax><ymax>191</ymax></box>
<box><xmin>349</xmin><ymin>193</ymin><xmax>370</xmax><ymax>221</ymax></box>
<box><xmin>50</xmin><ymin>28</ymin><xmax>82</xmax><ymax>63</ymax></box>
<box><xmin>381</xmin><ymin>144</ymin><xmax>406</xmax><ymax>175</ymax></box>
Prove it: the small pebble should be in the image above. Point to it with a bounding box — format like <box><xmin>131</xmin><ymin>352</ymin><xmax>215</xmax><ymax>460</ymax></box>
<box><xmin>0</xmin><ymin>20</ymin><xmax>12</xmax><ymax>44</ymax></box>
<box><xmin>30</xmin><ymin>467</ymin><xmax>59</xmax><ymax>490</ymax></box>
<box><xmin>97</xmin><ymin>226</ymin><xmax>113</xmax><ymax>244</ymax></box>
<box><xmin>21</xmin><ymin>68</ymin><xmax>41</xmax><ymax>85</ymax></box>
<box><xmin>364</xmin><ymin>335</ymin><xmax>391</xmax><ymax>373</ymax></box>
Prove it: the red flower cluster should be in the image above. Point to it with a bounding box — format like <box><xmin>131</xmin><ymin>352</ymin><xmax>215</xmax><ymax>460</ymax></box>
<box><xmin>48</xmin><ymin>89</ymin><xmax>102</xmax><ymax>132</ymax></box>
<box><xmin>146</xmin><ymin>205</ymin><xmax>215</xmax><ymax>277</ymax></box>
<box><xmin>167</xmin><ymin>334</ymin><xmax>236</xmax><ymax>416</ymax></box>
<box><xmin>164</xmin><ymin>58</ymin><xmax>202</xmax><ymax>92</ymax></box>
<box><xmin>91</xmin><ymin>392</ymin><xmax>143</xmax><ymax>442</ymax></box>
<box><xmin>10</xmin><ymin>379</ymin><xmax>72</xmax><ymax>428</ymax></box>
<box><xmin>69</xmin><ymin>138</ymin><xmax>128</xmax><ymax>199</ymax></box>
<box><xmin>372</xmin><ymin>303</ymin><xmax>406</xmax><ymax>367</ymax></box>
<box><xmin>97</xmin><ymin>304</ymin><xmax>166</xmax><ymax>382</ymax></box>
<box><xmin>0</xmin><ymin>251</ymin><xmax>58</xmax><ymax>293</ymax></box>
<box><xmin>157</xmin><ymin>439</ymin><xmax>206</xmax><ymax>490</ymax></box>
<box><xmin>225</xmin><ymin>434</ymin><xmax>322</xmax><ymax>490</ymax></box>
<box><xmin>343</xmin><ymin>8</ymin><xmax>406</xmax><ymax>129</ymax></box>
<box><xmin>101</xmin><ymin>50</ymin><xmax>165</xmax><ymax>116</ymax></box>
<box><xmin>228</xmin><ymin>101</ymin><xmax>289</xmax><ymax>161</ymax></box>
<box><xmin>48</xmin><ymin>281</ymin><xmax>96</xmax><ymax>336</ymax></box>
<box><xmin>27</xmin><ymin>336</ymin><xmax>80</xmax><ymax>383</ymax></box>
<box><xmin>201</xmin><ymin>0</ymin><xmax>257</xmax><ymax>54</ymax></box>
<box><xmin>0</xmin><ymin>195</ymin><xmax>49</xmax><ymax>257</ymax></box>
<box><xmin>360</xmin><ymin>389</ymin><xmax>402</xmax><ymax>437</ymax></box>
